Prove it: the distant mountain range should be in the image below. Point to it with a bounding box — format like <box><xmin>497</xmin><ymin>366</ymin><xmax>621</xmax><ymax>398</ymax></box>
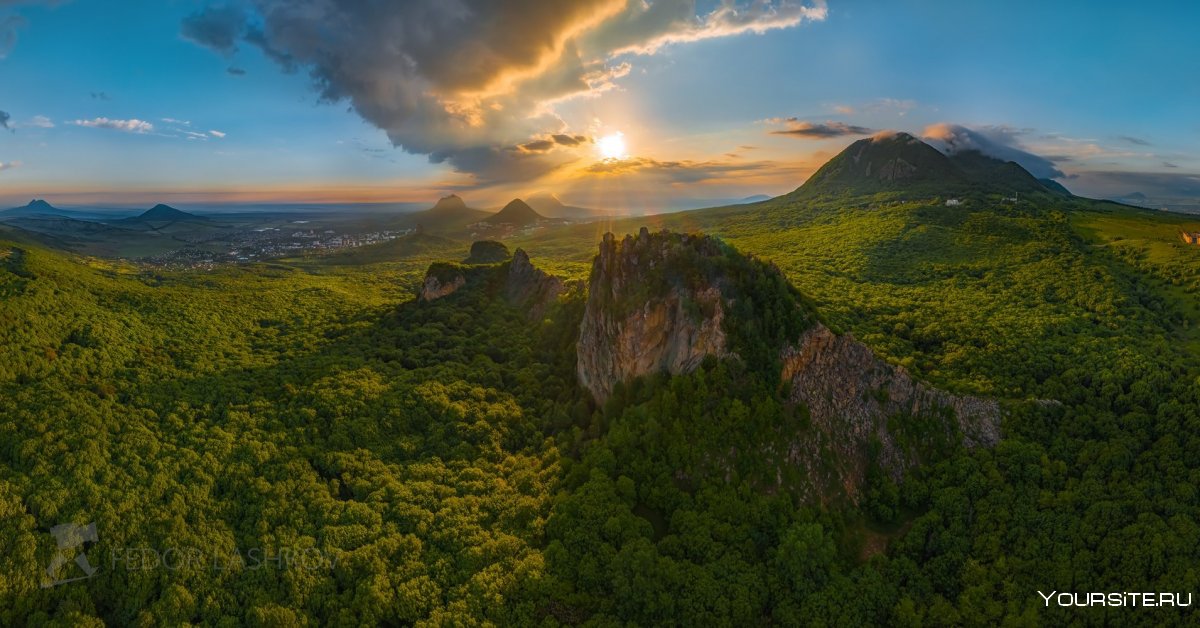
<box><xmin>1</xmin><ymin>199</ymin><xmax>211</xmax><ymax>223</ymax></box>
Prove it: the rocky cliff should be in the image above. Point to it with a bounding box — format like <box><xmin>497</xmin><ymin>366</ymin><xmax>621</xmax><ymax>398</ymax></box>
<box><xmin>577</xmin><ymin>229</ymin><xmax>732</xmax><ymax>402</ymax></box>
<box><xmin>575</xmin><ymin>228</ymin><xmax>1001</xmax><ymax>496</ymax></box>
<box><xmin>418</xmin><ymin>248</ymin><xmax>564</xmax><ymax>318</ymax></box>
<box><xmin>780</xmin><ymin>323</ymin><xmax>1000</xmax><ymax>486</ymax></box>
<box><xmin>505</xmin><ymin>249</ymin><xmax>564</xmax><ymax>318</ymax></box>
<box><xmin>419</xmin><ymin>267</ymin><xmax>466</xmax><ymax>301</ymax></box>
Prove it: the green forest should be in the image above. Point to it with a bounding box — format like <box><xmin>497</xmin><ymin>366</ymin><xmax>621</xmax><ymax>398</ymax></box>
<box><xmin>3</xmin><ymin>188</ymin><xmax>1200</xmax><ymax>626</ymax></box>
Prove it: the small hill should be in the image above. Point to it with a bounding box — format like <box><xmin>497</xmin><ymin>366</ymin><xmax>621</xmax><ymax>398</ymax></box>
<box><xmin>398</xmin><ymin>195</ymin><xmax>491</xmax><ymax>232</ymax></box>
<box><xmin>2</xmin><ymin>199</ymin><xmax>62</xmax><ymax>216</ymax></box>
<box><xmin>526</xmin><ymin>193</ymin><xmax>607</xmax><ymax>220</ymax></box>
<box><xmin>127</xmin><ymin>204</ymin><xmax>207</xmax><ymax>224</ymax></box>
<box><xmin>429</xmin><ymin>194</ymin><xmax>469</xmax><ymax>213</ymax></box>
<box><xmin>464</xmin><ymin>240</ymin><xmax>511</xmax><ymax>264</ymax></box>
<box><xmin>483</xmin><ymin>198</ymin><xmax>545</xmax><ymax>227</ymax></box>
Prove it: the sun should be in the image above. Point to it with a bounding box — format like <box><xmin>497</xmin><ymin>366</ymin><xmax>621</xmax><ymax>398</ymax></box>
<box><xmin>597</xmin><ymin>132</ymin><xmax>627</xmax><ymax>159</ymax></box>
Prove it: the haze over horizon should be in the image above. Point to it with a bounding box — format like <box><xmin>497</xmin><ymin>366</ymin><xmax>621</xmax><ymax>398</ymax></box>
<box><xmin>1</xmin><ymin>0</ymin><xmax>1198</xmax><ymax>210</ymax></box>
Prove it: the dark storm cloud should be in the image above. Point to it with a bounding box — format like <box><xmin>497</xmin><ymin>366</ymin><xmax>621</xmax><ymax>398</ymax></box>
<box><xmin>770</xmin><ymin>119</ymin><xmax>875</xmax><ymax>138</ymax></box>
<box><xmin>430</xmin><ymin>145</ymin><xmax>569</xmax><ymax>184</ymax></box>
<box><xmin>552</xmin><ymin>134</ymin><xmax>589</xmax><ymax>146</ymax></box>
<box><xmin>226</xmin><ymin>66</ymin><xmax>246</xmax><ymax>76</ymax></box>
<box><xmin>520</xmin><ymin>139</ymin><xmax>556</xmax><ymax>153</ymax></box>
<box><xmin>923</xmin><ymin>123</ymin><xmax>1066</xmax><ymax>179</ymax></box>
<box><xmin>180</xmin><ymin>0</ymin><xmax>825</xmax><ymax>182</ymax></box>
<box><xmin>0</xmin><ymin>109</ymin><xmax>10</xmax><ymax>131</ymax></box>
<box><xmin>180</xmin><ymin>5</ymin><xmax>246</xmax><ymax>55</ymax></box>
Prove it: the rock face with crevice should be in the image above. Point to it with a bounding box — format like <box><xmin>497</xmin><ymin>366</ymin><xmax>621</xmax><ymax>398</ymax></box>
<box><xmin>576</xmin><ymin>229</ymin><xmax>730</xmax><ymax>403</ymax></box>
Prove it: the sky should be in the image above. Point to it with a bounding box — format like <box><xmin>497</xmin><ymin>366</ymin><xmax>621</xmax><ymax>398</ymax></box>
<box><xmin>0</xmin><ymin>0</ymin><xmax>1198</xmax><ymax>211</ymax></box>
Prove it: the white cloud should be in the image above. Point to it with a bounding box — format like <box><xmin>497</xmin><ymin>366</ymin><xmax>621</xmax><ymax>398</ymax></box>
<box><xmin>70</xmin><ymin>117</ymin><xmax>154</xmax><ymax>133</ymax></box>
<box><xmin>28</xmin><ymin>115</ymin><xmax>53</xmax><ymax>128</ymax></box>
<box><xmin>162</xmin><ymin>117</ymin><xmax>191</xmax><ymax>126</ymax></box>
<box><xmin>0</xmin><ymin>161</ymin><xmax>21</xmax><ymax>172</ymax></box>
<box><xmin>922</xmin><ymin>123</ymin><xmax>1064</xmax><ymax>179</ymax></box>
<box><xmin>595</xmin><ymin>0</ymin><xmax>829</xmax><ymax>56</ymax></box>
<box><xmin>209</xmin><ymin>130</ymin><xmax>226</xmax><ymax>138</ymax></box>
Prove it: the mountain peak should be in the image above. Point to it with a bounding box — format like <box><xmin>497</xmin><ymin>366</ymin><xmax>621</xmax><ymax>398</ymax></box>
<box><xmin>791</xmin><ymin>132</ymin><xmax>1055</xmax><ymax>199</ymax></box>
<box><xmin>793</xmin><ymin>132</ymin><xmax>964</xmax><ymax>197</ymax></box>
<box><xmin>430</xmin><ymin>194</ymin><xmax>468</xmax><ymax>212</ymax></box>
<box><xmin>484</xmin><ymin>198</ymin><xmax>544</xmax><ymax>226</ymax></box>
<box><xmin>138</xmin><ymin>204</ymin><xmax>199</xmax><ymax>221</ymax></box>
<box><xmin>26</xmin><ymin>199</ymin><xmax>55</xmax><ymax>210</ymax></box>
<box><xmin>869</xmin><ymin>130</ymin><xmax>919</xmax><ymax>143</ymax></box>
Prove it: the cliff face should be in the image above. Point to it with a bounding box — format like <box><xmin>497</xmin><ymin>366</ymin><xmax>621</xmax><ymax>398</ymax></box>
<box><xmin>575</xmin><ymin>229</ymin><xmax>1001</xmax><ymax>498</ymax></box>
<box><xmin>577</xmin><ymin>229</ymin><xmax>730</xmax><ymax>402</ymax></box>
<box><xmin>780</xmin><ymin>323</ymin><xmax>1000</xmax><ymax>487</ymax></box>
<box><xmin>419</xmin><ymin>268</ymin><xmax>466</xmax><ymax>301</ymax></box>
<box><xmin>505</xmin><ymin>249</ymin><xmax>564</xmax><ymax>318</ymax></box>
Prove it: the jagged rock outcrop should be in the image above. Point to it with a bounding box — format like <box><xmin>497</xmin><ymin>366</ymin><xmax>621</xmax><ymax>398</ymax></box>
<box><xmin>419</xmin><ymin>267</ymin><xmax>465</xmax><ymax>301</ymax></box>
<box><xmin>418</xmin><ymin>248</ymin><xmax>564</xmax><ymax>318</ymax></box>
<box><xmin>505</xmin><ymin>249</ymin><xmax>564</xmax><ymax>318</ymax></box>
<box><xmin>577</xmin><ymin>229</ymin><xmax>730</xmax><ymax>402</ymax></box>
<box><xmin>575</xmin><ymin>228</ymin><xmax>1002</xmax><ymax>497</ymax></box>
<box><xmin>781</xmin><ymin>323</ymin><xmax>1000</xmax><ymax>485</ymax></box>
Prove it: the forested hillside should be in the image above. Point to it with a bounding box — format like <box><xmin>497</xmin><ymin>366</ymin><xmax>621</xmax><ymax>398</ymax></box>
<box><xmin>4</xmin><ymin>181</ymin><xmax>1200</xmax><ymax>624</ymax></box>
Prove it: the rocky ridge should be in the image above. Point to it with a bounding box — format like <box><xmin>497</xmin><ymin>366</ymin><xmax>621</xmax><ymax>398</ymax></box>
<box><xmin>419</xmin><ymin>247</ymin><xmax>564</xmax><ymax>319</ymax></box>
<box><xmin>574</xmin><ymin>228</ymin><xmax>1001</xmax><ymax>495</ymax></box>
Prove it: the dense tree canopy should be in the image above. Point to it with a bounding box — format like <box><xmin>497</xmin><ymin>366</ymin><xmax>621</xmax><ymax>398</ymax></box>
<box><xmin>3</xmin><ymin>191</ymin><xmax>1200</xmax><ymax>625</ymax></box>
